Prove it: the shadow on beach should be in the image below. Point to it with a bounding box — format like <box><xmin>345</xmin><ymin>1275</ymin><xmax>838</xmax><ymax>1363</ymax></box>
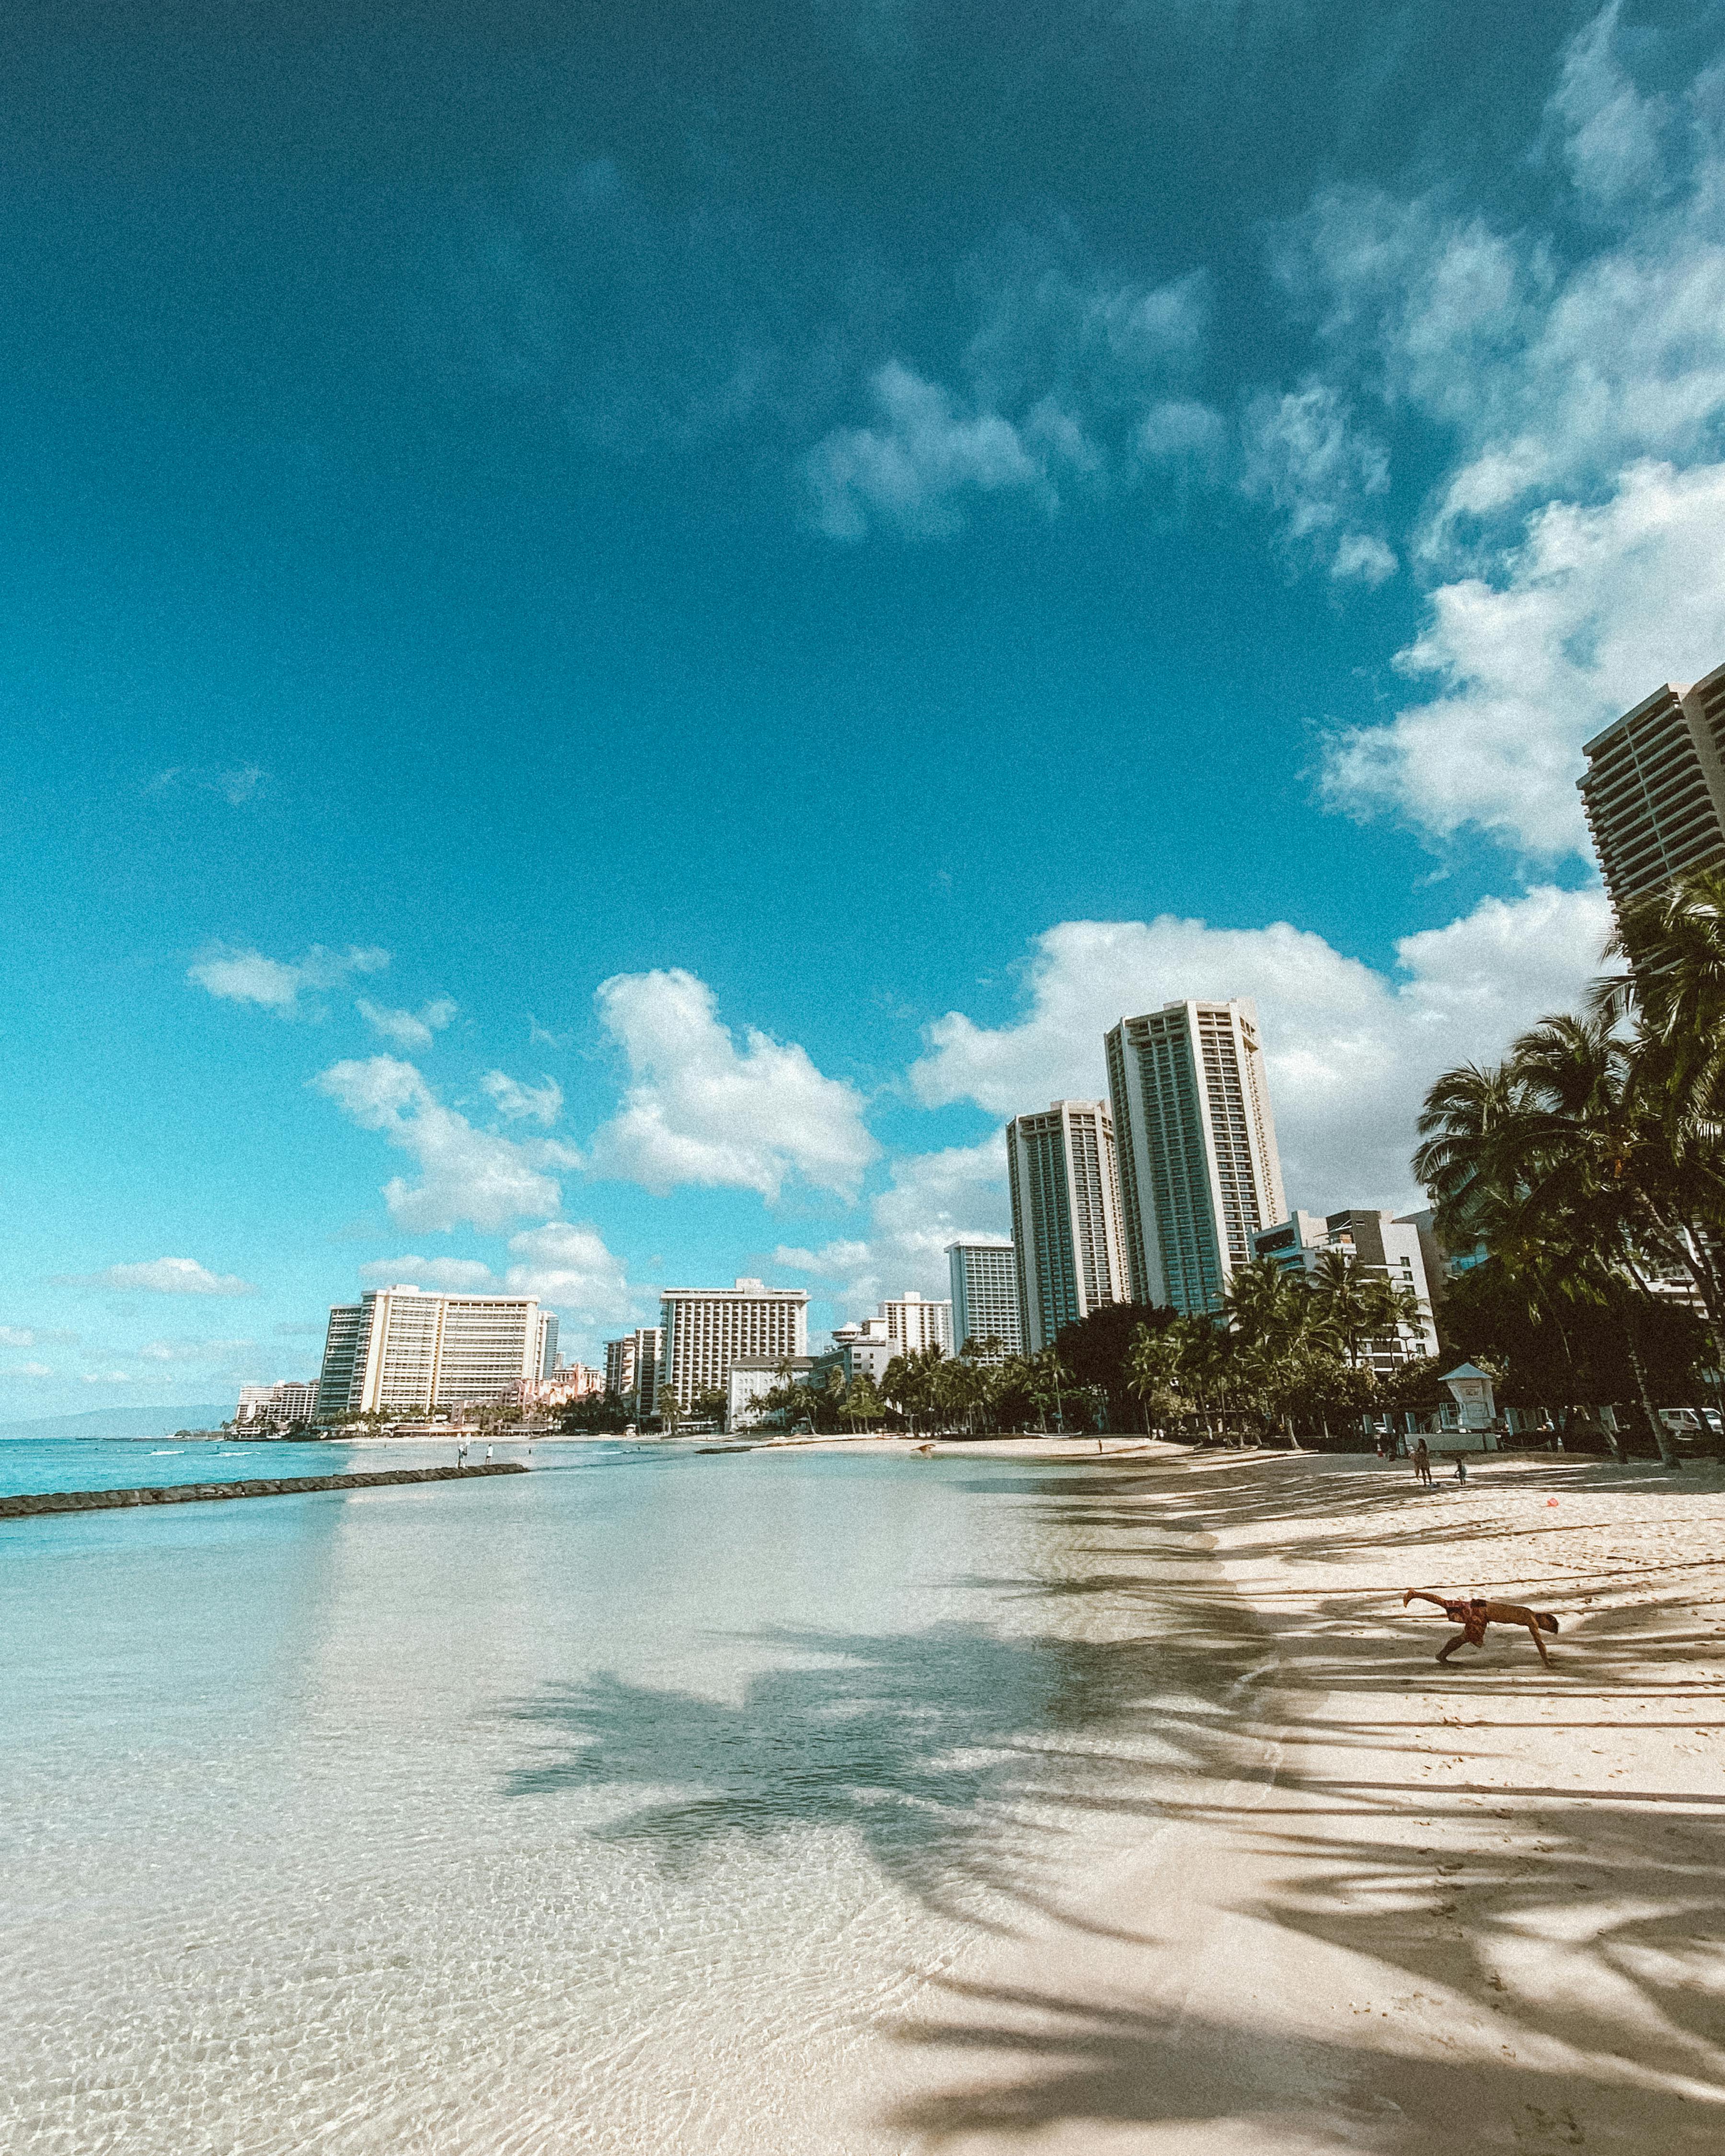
<box><xmin>500</xmin><ymin>1454</ymin><xmax>1725</xmax><ymax>2149</ymax></box>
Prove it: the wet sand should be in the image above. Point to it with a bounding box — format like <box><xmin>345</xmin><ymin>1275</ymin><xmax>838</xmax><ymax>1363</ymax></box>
<box><xmin>887</xmin><ymin>1448</ymin><xmax>1725</xmax><ymax>2154</ymax></box>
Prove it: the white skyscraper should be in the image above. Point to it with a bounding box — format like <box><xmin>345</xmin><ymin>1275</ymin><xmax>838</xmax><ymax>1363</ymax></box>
<box><xmin>315</xmin><ymin>1287</ymin><xmax>546</xmax><ymax>1417</ymax></box>
<box><xmin>1105</xmin><ymin>998</ymin><xmax>1286</xmax><ymax>1316</ymax></box>
<box><xmin>1005</xmin><ymin>1101</ymin><xmax>1128</xmax><ymax>1353</ymax></box>
<box><xmin>946</xmin><ymin>1242</ymin><xmax>1023</xmax><ymax>1359</ymax></box>
<box><xmin>879</xmin><ymin>1291</ymin><xmax>952</xmax><ymax>1354</ymax></box>
<box><xmin>657</xmin><ymin>1279</ymin><xmax>808</xmax><ymax>1409</ymax></box>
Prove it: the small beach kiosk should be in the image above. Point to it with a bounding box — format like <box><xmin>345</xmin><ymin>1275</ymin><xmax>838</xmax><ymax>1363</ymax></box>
<box><xmin>1440</xmin><ymin>1362</ymin><xmax>1500</xmax><ymax>1450</ymax></box>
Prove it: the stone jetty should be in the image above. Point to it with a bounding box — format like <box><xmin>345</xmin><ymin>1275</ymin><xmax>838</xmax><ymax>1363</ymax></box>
<box><xmin>0</xmin><ymin>1461</ymin><xmax>529</xmax><ymax>1520</ymax></box>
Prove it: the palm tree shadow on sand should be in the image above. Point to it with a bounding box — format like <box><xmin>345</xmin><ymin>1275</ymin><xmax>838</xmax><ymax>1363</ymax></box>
<box><xmin>498</xmin><ymin>1462</ymin><xmax>1725</xmax><ymax>2146</ymax></box>
<box><xmin>499</xmin><ymin>1614</ymin><xmax>1265</xmax><ymax>1924</ymax></box>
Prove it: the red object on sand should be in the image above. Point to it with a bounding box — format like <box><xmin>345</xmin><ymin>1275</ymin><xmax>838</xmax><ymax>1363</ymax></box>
<box><xmin>1547</xmin><ymin>1498</ymin><xmax>1559</xmax><ymax>1507</ymax></box>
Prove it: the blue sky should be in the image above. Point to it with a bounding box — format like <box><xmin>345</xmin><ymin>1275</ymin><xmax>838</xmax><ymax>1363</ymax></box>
<box><xmin>4</xmin><ymin>0</ymin><xmax>1724</xmax><ymax>1416</ymax></box>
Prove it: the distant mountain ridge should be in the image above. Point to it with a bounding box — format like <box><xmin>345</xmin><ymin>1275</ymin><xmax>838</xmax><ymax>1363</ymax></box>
<box><xmin>0</xmin><ymin>1403</ymin><xmax>234</xmax><ymax>1441</ymax></box>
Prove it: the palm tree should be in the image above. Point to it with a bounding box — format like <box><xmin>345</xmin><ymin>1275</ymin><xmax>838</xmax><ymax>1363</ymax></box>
<box><xmin>1593</xmin><ymin>866</ymin><xmax>1725</xmax><ymax>1356</ymax></box>
<box><xmin>1415</xmin><ymin>1013</ymin><xmax>1686</xmax><ymax>1466</ymax></box>
<box><xmin>1126</xmin><ymin>1322</ymin><xmax>1187</xmax><ymax>1434</ymax></box>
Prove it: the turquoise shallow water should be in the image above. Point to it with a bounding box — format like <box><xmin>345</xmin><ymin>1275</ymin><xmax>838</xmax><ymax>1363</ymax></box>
<box><xmin>0</xmin><ymin>1443</ymin><xmax>1189</xmax><ymax>2154</ymax></box>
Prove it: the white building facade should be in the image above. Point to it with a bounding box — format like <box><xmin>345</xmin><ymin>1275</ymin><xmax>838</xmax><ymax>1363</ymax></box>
<box><xmin>235</xmin><ymin>1379</ymin><xmax>319</xmax><ymax>1428</ymax></box>
<box><xmin>1251</xmin><ymin>1208</ymin><xmax>1438</xmax><ymax>1370</ymax></box>
<box><xmin>1578</xmin><ymin>661</ymin><xmax>1725</xmax><ymax>926</ymax></box>
<box><xmin>604</xmin><ymin>1326</ymin><xmax>662</xmax><ymax>1415</ymax></box>
<box><xmin>947</xmin><ymin>1241</ymin><xmax>1023</xmax><ymax>1359</ymax></box>
<box><xmin>315</xmin><ymin>1287</ymin><xmax>546</xmax><ymax>1418</ymax></box>
<box><xmin>1105</xmin><ymin>999</ymin><xmax>1286</xmax><ymax>1317</ymax></box>
<box><xmin>1006</xmin><ymin>1100</ymin><xmax>1129</xmax><ymax>1353</ymax></box>
<box><xmin>880</xmin><ymin>1291</ymin><xmax>952</xmax><ymax>1354</ymax></box>
<box><xmin>657</xmin><ymin>1280</ymin><xmax>808</xmax><ymax>1409</ymax></box>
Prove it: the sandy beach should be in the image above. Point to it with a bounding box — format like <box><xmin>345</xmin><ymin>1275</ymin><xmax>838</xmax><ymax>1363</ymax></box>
<box><xmin>886</xmin><ymin>1446</ymin><xmax>1725</xmax><ymax>2155</ymax></box>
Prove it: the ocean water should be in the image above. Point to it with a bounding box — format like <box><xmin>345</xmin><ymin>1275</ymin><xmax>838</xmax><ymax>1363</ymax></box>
<box><xmin>0</xmin><ymin>1443</ymin><xmax>1199</xmax><ymax>2153</ymax></box>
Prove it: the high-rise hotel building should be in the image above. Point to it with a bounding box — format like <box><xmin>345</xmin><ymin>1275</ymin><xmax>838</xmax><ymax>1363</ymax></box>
<box><xmin>1105</xmin><ymin>999</ymin><xmax>1286</xmax><ymax>1317</ymax></box>
<box><xmin>315</xmin><ymin>1286</ymin><xmax>549</xmax><ymax>1418</ymax></box>
<box><xmin>1579</xmin><ymin>660</ymin><xmax>1725</xmax><ymax>927</ymax></box>
<box><xmin>946</xmin><ymin>1241</ymin><xmax>1023</xmax><ymax>1359</ymax></box>
<box><xmin>657</xmin><ymin>1279</ymin><xmax>808</xmax><ymax>1408</ymax></box>
<box><xmin>880</xmin><ymin>1291</ymin><xmax>952</xmax><ymax>1354</ymax></box>
<box><xmin>603</xmin><ymin>1325</ymin><xmax>663</xmax><ymax>1416</ymax></box>
<box><xmin>1005</xmin><ymin>1101</ymin><xmax>1128</xmax><ymax>1353</ymax></box>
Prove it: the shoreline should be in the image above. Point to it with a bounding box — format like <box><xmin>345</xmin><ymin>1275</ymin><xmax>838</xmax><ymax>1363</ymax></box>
<box><xmin>887</xmin><ymin>1448</ymin><xmax>1725</xmax><ymax>2152</ymax></box>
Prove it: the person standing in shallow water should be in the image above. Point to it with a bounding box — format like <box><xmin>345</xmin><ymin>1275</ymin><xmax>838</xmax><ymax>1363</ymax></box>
<box><xmin>1413</xmin><ymin>1438</ymin><xmax>1433</xmax><ymax>1486</ymax></box>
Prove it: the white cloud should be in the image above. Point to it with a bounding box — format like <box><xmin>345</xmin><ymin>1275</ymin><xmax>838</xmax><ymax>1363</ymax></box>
<box><xmin>773</xmin><ymin>1134</ymin><xmax>1012</xmax><ymax>1318</ymax></box>
<box><xmin>188</xmin><ymin>942</ymin><xmax>389</xmax><ymax>1016</ymax></box>
<box><xmin>481</xmin><ymin>1070</ymin><xmax>564</xmax><ymax>1125</ymax></box>
<box><xmin>356</xmin><ymin>996</ymin><xmax>458</xmax><ymax>1049</ymax></box>
<box><xmin>313</xmin><ymin>1056</ymin><xmax>565</xmax><ymax>1233</ymax></box>
<box><xmin>1548</xmin><ymin>0</ymin><xmax>1676</xmax><ymax>211</ymax></box>
<box><xmin>149</xmin><ymin>765</ymin><xmax>270</xmax><ymax>806</ymax></box>
<box><xmin>588</xmin><ymin>969</ymin><xmax>877</xmax><ymax>1201</ymax></box>
<box><xmin>134</xmin><ymin>1339</ymin><xmax>258</xmax><ymax>1366</ymax></box>
<box><xmin>3</xmin><ymin>1361</ymin><xmax>55</xmax><ymax>1379</ymax></box>
<box><xmin>803</xmin><ymin>254</ymin><xmax>1214</xmax><ymax>540</ymax></box>
<box><xmin>65</xmin><ymin>1258</ymin><xmax>257</xmax><ymax>1297</ymax></box>
<box><xmin>0</xmin><ymin>1325</ymin><xmax>78</xmax><ymax>1346</ymax></box>
<box><xmin>1273</xmin><ymin>10</ymin><xmax>1725</xmax><ymax>851</ymax></box>
<box><xmin>501</xmin><ymin>1222</ymin><xmax>634</xmax><ymax>1325</ymax></box>
<box><xmin>1325</xmin><ymin>460</ymin><xmax>1725</xmax><ymax>849</ymax></box>
<box><xmin>803</xmin><ymin>361</ymin><xmax>1048</xmax><ymax>540</ymax></box>
<box><xmin>1239</xmin><ymin>379</ymin><xmax>1392</xmax><ymax>573</ymax></box>
<box><xmin>909</xmin><ymin>889</ymin><xmax>1612</xmax><ymax>1212</ymax></box>
<box><xmin>357</xmin><ymin>1256</ymin><xmax>498</xmax><ymax>1289</ymax></box>
<box><xmin>1330</xmin><ymin>531</ymin><xmax>1398</xmax><ymax>586</ymax></box>
<box><xmin>82</xmin><ymin>1372</ymin><xmax>136</xmax><ymax>1386</ymax></box>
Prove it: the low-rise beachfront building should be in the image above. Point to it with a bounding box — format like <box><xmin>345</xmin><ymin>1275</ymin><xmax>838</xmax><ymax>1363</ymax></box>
<box><xmin>314</xmin><ymin>1286</ymin><xmax>546</xmax><ymax>1418</ymax></box>
<box><xmin>947</xmin><ymin>1241</ymin><xmax>1023</xmax><ymax>1359</ymax></box>
<box><xmin>657</xmin><ymin>1280</ymin><xmax>807</xmax><ymax>1410</ymax></box>
<box><xmin>726</xmin><ymin>1356</ymin><xmax>814</xmax><ymax>1433</ymax></box>
<box><xmin>1251</xmin><ymin>1209</ymin><xmax>1438</xmax><ymax>1369</ymax></box>
<box><xmin>822</xmin><ymin>1317</ymin><xmax>895</xmax><ymax>1387</ymax></box>
<box><xmin>234</xmin><ymin>1379</ymin><xmax>319</xmax><ymax>1428</ymax></box>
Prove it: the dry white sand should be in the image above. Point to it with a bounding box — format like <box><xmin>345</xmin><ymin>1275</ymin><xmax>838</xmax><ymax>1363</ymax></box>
<box><xmin>886</xmin><ymin>1447</ymin><xmax>1725</xmax><ymax>2155</ymax></box>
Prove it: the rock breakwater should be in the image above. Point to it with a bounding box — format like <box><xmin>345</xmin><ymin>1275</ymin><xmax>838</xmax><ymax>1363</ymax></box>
<box><xmin>0</xmin><ymin>1462</ymin><xmax>529</xmax><ymax>1520</ymax></box>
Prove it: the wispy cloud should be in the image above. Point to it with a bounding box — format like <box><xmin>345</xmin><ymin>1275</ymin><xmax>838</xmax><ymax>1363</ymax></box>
<box><xmin>357</xmin><ymin>995</ymin><xmax>459</xmax><ymax>1049</ymax></box>
<box><xmin>803</xmin><ymin>248</ymin><xmax>1216</xmax><ymax>540</ymax></box>
<box><xmin>189</xmin><ymin>942</ymin><xmax>390</xmax><ymax>1017</ymax></box>
<box><xmin>313</xmin><ymin>1056</ymin><xmax>567</xmax><ymax>1233</ymax></box>
<box><xmin>149</xmin><ymin>765</ymin><xmax>270</xmax><ymax>806</ymax></box>
<box><xmin>1264</xmin><ymin>4</ymin><xmax>1725</xmax><ymax>852</ymax></box>
<box><xmin>60</xmin><ymin>1258</ymin><xmax>258</xmax><ymax>1297</ymax></box>
<box><xmin>480</xmin><ymin>1070</ymin><xmax>564</xmax><ymax>1126</ymax></box>
<box><xmin>357</xmin><ymin>1256</ymin><xmax>497</xmax><ymax>1289</ymax></box>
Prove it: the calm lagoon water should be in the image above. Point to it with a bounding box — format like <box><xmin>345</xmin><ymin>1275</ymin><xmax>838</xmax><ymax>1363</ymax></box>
<box><xmin>0</xmin><ymin>1441</ymin><xmax>1197</xmax><ymax>2153</ymax></box>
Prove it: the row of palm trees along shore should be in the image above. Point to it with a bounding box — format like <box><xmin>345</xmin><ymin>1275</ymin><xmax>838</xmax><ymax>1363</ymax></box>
<box><xmin>712</xmin><ymin>869</ymin><xmax>1725</xmax><ymax>1470</ymax></box>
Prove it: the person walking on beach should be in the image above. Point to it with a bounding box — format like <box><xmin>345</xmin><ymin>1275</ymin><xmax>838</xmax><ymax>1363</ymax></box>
<box><xmin>1412</xmin><ymin>1438</ymin><xmax>1433</xmax><ymax>1486</ymax></box>
<box><xmin>1402</xmin><ymin>1587</ymin><xmax>1560</xmax><ymax>1667</ymax></box>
